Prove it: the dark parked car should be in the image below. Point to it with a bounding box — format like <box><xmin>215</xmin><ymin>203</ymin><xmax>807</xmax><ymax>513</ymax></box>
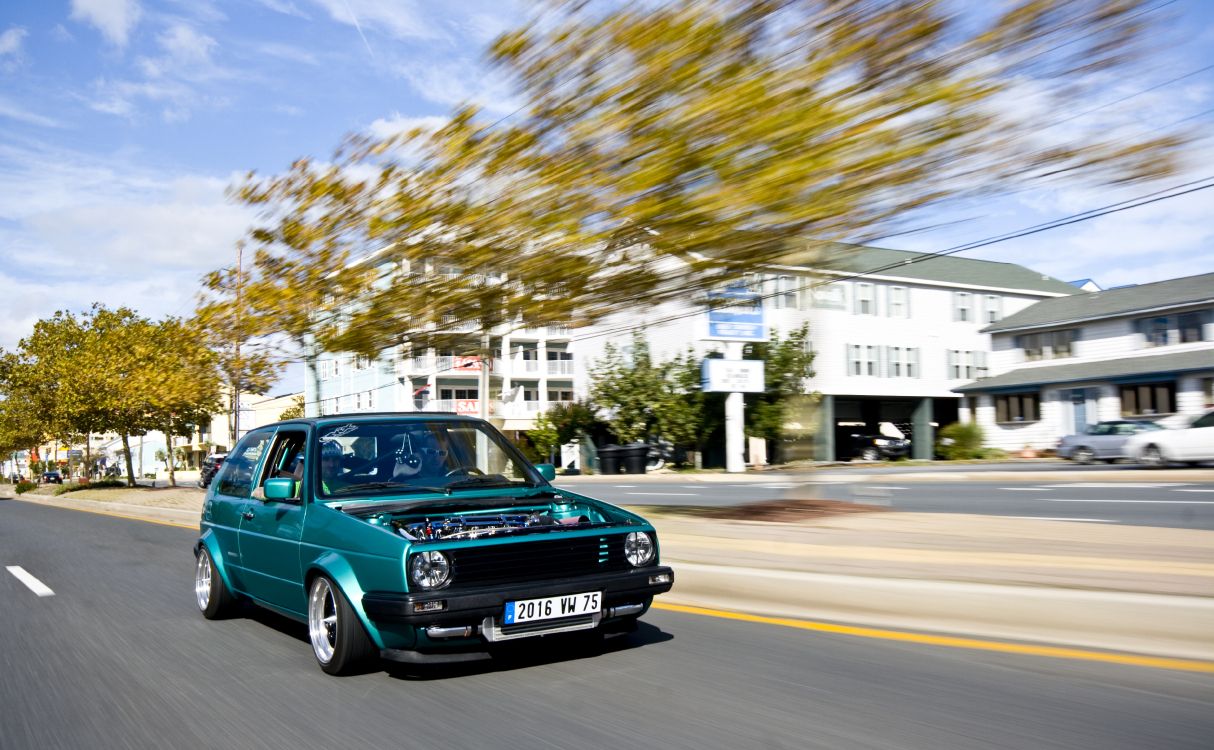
<box><xmin>194</xmin><ymin>414</ymin><xmax>673</xmax><ymax>675</ymax></box>
<box><xmin>1056</xmin><ymin>420</ymin><xmax>1163</xmax><ymax>464</ymax></box>
<box><xmin>839</xmin><ymin>431</ymin><xmax>910</xmax><ymax>461</ymax></box>
<box><xmin>197</xmin><ymin>453</ymin><xmax>227</xmax><ymax>488</ymax></box>
<box><xmin>41</xmin><ymin>471</ymin><xmax>63</xmax><ymax>484</ymax></box>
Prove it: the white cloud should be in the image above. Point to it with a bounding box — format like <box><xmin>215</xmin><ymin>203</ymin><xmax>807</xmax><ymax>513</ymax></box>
<box><xmin>367</xmin><ymin>114</ymin><xmax>446</xmax><ymax>139</ymax></box>
<box><xmin>0</xmin><ymin>96</ymin><xmax>65</xmax><ymax>128</ymax></box>
<box><xmin>70</xmin><ymin>0</ymin><xmax>143</xmax><ymax>48</ymax></box>
<box><xmin>255</xmin><ymin>41</ymin><xmax>318</xmax><ymax>66</ymax></box>
<box><xmin>0</xmin><ymin>26</ymin><xmax>28</xmax><ymax>57</ymax></box>
<box><xmin>393</xmin><ymin>59</ymin><xmax>520</xmax><ymax>115</ymax></box>
<box><xmin>0</xmin><ymin>139</ymin><xmax>252</xmax><ymax>348</ymax></box>
<box><xmin>308</xmin><ymin>0</ymin><xmax>440</xmax><ymax>41</ymax></box>
<box><xmin>254</xmin><ymin>0</ymin><xmax>312</xmax><ymax>19</ymax></box>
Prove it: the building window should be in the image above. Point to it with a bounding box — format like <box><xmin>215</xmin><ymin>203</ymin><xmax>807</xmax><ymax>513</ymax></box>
<box><xmin>366</xmin><ymin>389</ymin><xmax>375</xmax><ymax>410</ymax></box>
<box><xmin>775</xmin><ymin>275</ymin><xmax>798</xmax><ymax>310</ymax></box>
<box><xmin>947</xmin><ymin>350</ymin><xmax>988</xmax><ymax>379</ymax></box>
<box><xmin>847</xmin><ymin>345</ymin><xmax>862</xmax><ymax>376</ymax></box>
<box><xmin>813</xmin><ymin>282</ymin><xmax>847</xmax><ymax>310</ymax></box>
<box><xmin>983</xmin><ymin>295</ymin><xmax>1002</xmax><ymax>324</ymax></box>
<box><xmin>548</xmin><ymin>389</ymin><xmax>574</xmax><ymax>402</ymax></box>
<box><xmin>865</xmin><ymin>345</ymin><xmax>878</xmax><ymax>376</ymax></box>
<box><xmin>906</xmin><ymin>348</ymin><xmax>920</xmax><ymax>378</ymax></box>
<box><xmin>887</xmin><ymin>286</ymin><xmax>908</xmax><ymax>318</ymax></box>
<box><xmin>887</xmin><ymin>346</ymin><xmax>903</xmax><ymax>377</ymax></box>
<box><xmin>854</xmin><ymin>283</ymin><xmax>875</xmax><ymax>315</ymax></box>
<box><xmin>440</xmin><ymin>387</ymin><xmax>479</xmax><ymax>400</ymax></box>
<box><xmin>354</xmin><ymin>355</ymin><xmax>372</xmax><ymax>370</ymax></box>
<box><xmin>1179</xmin><ymin>312</ymin><xmax>1206</xmax><ymax>343</ymax></box>
<box><xmin>995</xmin><ymin>393</ymin><xmax>1039</xmax><ymax>423</ymax></box>
<box><xmin>953</xmin><ymin>292</ymin><xmax>974</xmax><ymax>322</ymax></box>
<box><xmin>1203</xmin><ymin>377</ymin><xmax>1214</xmax><ymax>408</ymax></box>
<box><xmin>1120</xmin><ymin>382</ymin><xmax>1175</xmax><ymax>416</ymax></box>
<box><xmin>1019</xmin><ymin>329</ymin><xmax>1076</xmax><ymax>361</ymax></box>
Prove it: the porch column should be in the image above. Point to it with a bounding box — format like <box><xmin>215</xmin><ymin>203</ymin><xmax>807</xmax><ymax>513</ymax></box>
<box><xmin>912</xmin><ymin>397</ymin><xmax>934</xmax><ymax>460</ymax></box>
<box><xmin>814</xmin><ymin>394</ymin><xmax>835</xmax><ymax>461</ymax></box>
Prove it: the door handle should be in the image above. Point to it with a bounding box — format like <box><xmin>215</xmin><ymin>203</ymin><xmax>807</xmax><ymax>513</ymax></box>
<box><xmin>242</xmin><ymin>509</ymin><xmax>256</xmax><ymax>521</ymax></box>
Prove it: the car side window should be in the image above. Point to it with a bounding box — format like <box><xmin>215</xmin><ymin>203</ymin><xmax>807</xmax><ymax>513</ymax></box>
<box><xmin>1193</xmin><ymin>412</ymin><xmax>1214</xmax><ymax>429</ymax></box>
<box><xmin>257</xmin><ymin>431</ymin><xmax>308</xmax><ymax>492</ymax></box>
<box><xmin>216</xmin><ymin>431</ymin><xmax>274</xmax><ymax>497</ymax></box>
<box><xmin>1115</xmin><ymin>424</ymin><xmax>1138</xmax><ymax>435</ymax></box>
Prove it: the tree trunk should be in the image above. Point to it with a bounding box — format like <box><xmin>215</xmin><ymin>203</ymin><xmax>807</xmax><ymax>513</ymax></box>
<box><xmin>121</xmin><ymin>432</ymin><xmax>136</xmax><ymax>487</ymax></box>
<box><xmin>165</xmin><ymin>423</ymin><xmax>177</xmax><ymax>488</ymax></box>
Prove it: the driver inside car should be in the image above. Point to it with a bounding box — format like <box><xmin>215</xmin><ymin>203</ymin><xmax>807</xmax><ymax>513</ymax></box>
<box><xmin>319</xmin><ymin>439</ymin><xmax>348</xmax><ymax>493</ymax></box>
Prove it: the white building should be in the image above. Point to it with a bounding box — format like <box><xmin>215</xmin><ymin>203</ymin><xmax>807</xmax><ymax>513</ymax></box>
<box><xmin>955</xmin><ymin>272</ymin><xmax>1214</xmax><ymax>451</ymax></box>
<box><xmin>309</xmin><ymin>242</ymin><xmax>1083</xmax><ymax>461</ymax></box>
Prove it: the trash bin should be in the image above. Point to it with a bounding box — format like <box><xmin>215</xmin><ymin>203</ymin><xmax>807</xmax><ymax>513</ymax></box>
<box><xmin>620</xmin><ymin>443</ymin><xmax>649</xmax><ymax>474</ymax></box>
<box><xmin>598</xmin><ymin>445</ymin><xmax>621</xmax><ymax>475</ymax></box>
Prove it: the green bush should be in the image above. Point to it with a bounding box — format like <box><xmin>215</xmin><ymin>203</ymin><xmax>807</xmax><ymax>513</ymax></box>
<box><xmin>14</xmin><ymin>481</ymin><xmax>37</xmax><ymax>494</ymax></box>
<box><xmin>937</xmin><ymin>422</ymin><xmax>986</xmax><ymax>460</ymax></box>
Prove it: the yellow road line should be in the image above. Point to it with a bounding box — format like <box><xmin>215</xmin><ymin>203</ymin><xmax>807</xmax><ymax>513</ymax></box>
<box><xmin>16</xmin><ymin>499</ymin><xmax>196</xmax><ymax>530</ymax></box>
<box><xmin>653</xmin><ymin>602</ymin><xmax>1214</xmax><ymax>674</ymax></box>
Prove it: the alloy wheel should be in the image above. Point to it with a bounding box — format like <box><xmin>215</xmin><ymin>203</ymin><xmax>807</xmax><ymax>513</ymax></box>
<box><xmin>308</xmin><ymin>578</ymin><xmax>338</xmax><ymax>665</ymax></box>
<box><xmin>194</xmin><ymin>550</ymin><xmax>212</xmax><ymax>611</ymax></box>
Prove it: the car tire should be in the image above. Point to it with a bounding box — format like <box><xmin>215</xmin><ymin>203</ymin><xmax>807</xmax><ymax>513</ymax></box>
<box><xmin>1139</xmin><ymin>444</ymin><xmax>1167</xmax><ymax>468</ymax></box>
<box><xmin>860</xmin><ymin>447</ymin><xmax>880</xmax><ymax>462</ymax></box>
<box><xmin>195</xmin><ymin>547</ymin><xmax>238</xmax><ymax>620</ymax></box>
<box><xmin>307</xmin><ymin>575</ymin><xmax>376</xmax><ymax>676</ymax></box>
<box><xmin>1073</xmin><ymin>447</ymin><xmax>1095</xmax><ymax>465</ymax></box>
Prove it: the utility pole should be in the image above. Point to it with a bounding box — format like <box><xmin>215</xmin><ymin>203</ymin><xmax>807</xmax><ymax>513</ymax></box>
<box><xmin>232</xmin><ymin>242</ymin><xmax>243</xmax><ymax>442</ymax></box>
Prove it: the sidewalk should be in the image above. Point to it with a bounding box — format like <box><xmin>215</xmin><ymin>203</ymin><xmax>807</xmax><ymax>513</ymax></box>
<box><xmin>556</xmin><ymin>466</ymin><xmax>1214</xmax><ymax>483</ymax></box>
<box><xmin>5</xmin><ymin>483</ymin><xmax>1212</xmax><ymax>660</ymax></box>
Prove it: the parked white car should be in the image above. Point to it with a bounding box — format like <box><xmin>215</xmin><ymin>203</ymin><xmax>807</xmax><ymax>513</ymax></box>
<box><xmin>1124</xmin><ymin>410</ymin><xmax>1214</xmax><ymax>467</ymax></box>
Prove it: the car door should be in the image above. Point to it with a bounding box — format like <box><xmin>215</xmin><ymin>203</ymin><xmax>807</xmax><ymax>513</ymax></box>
<box><xmin>1174</xmin><ymin>412</ymin><xmax>1214</xmax><ymax>461</ymax></box>
<box><xmin>237</xmin><ymin>428</ymin><xmax>309</xmax><ymax>615</ymax></box>
<box><xmin>206</xmin><ymin>429</ymin><xmax>275</xmax><ymax>592</ymax></box>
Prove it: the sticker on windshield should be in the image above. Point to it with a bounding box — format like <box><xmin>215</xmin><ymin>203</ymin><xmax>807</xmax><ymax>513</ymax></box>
<box><xmin>323</xmin><ymin>423</ymin><xmax>358</xmax><ymax>439</ymax></box>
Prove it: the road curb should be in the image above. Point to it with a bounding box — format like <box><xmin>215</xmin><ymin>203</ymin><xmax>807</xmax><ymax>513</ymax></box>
<box><xmin>664</xmin><ymin>561</ymin><xmax>1214</xmax><ymax>661</ymax></box>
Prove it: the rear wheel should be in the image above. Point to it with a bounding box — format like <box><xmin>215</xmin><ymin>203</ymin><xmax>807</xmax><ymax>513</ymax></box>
<box><xmin>195</xmin><ymin>547</ymin><xmax>237</xmax><ymax>620</ymax></box>
<box><xmin>308</xmin><ymin>575</ymin><xmax>376</xmax><ymax>675</ymax></box>
<box><xmin>860</xmin><ymin>447</ymin><xmax>880</xmax><ymax>462</ymax></box>
<box><xmin>1073</xmin><ymin>447</ymin><xmax>1095</xmax><ymax>465</ymax></box>
<box><xmin>1139</xmin><ymin>444</ymin><xmax>1166</xmax><ymax>468</ymax></box>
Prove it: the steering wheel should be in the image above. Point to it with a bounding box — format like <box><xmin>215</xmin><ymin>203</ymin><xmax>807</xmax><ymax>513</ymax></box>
<box><xmin>445</xmin><ymin>467</ymin><xmax>485</xmax><ymax>478</ymax></box>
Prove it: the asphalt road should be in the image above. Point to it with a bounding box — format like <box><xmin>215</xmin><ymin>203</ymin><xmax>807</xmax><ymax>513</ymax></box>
<box><xmin>3</xmin><ymin>500</ymin><xmax>1212</xmax><ymax>750</ymax></box>
<box><xmin>556</xmin><ymin>477</ymin><xmax>1214</xmax><ymax>530</ymax></box>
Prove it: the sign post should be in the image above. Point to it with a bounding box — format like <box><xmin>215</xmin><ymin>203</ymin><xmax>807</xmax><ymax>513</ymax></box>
<box><xmin>703</xmin><ymin>287</ymin><xmax>767</xmax><ymax>473</ymax></box>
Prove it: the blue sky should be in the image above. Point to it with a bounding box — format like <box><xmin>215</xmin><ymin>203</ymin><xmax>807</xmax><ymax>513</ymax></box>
<box><xmin>0</xmin><ymin>1</ymin><xmax>1211</xmax><ymax>390</ymax></box>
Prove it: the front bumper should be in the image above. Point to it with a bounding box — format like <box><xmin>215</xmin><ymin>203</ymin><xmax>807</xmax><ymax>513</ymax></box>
<box><xmin>363</xmin><ymin>565</ymin><xmax>674</xmax><ymax>627</ymax></box>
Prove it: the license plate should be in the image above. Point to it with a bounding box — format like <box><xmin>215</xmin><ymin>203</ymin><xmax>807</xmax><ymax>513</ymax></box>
<box><xmin>503</xmin><ymin>591</ymin><xmax>602</xmax><ymax>625</ymax></box>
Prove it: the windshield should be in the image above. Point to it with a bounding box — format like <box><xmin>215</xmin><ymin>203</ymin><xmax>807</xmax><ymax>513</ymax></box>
<box><xmin>314</xmin><ymin>419</ymin><xmax>541</xmax><ymax>499</ymax></box>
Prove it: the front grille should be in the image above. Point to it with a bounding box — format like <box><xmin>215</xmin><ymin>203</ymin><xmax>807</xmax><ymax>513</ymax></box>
<box><xmin>449</xmin><ymin>534</ymin><xmax>627</xmax><ymax>588</ymax></box>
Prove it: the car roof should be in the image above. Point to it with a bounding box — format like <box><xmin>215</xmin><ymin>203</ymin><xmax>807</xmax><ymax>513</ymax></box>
<box><xmin>268</xmin><ymin>412</ymin><xmax>486</xmax><ymax>429</ymax></box>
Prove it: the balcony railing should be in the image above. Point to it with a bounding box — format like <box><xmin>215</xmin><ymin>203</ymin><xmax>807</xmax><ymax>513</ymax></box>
<box><xmin>546</xmin><ymin>359</ymin><xmax>574</xmax><ymax>376</ymax></box>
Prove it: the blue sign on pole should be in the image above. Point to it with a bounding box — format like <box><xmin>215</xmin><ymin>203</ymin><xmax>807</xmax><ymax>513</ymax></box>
<box><xmin>705</xmin><ymin>286</ymin><xmax>766</xmax><ymax>342</ymax></box>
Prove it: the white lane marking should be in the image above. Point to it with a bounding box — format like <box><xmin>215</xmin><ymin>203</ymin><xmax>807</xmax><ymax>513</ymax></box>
<box><xmin>6</xmin><ymin>566</ymin><xmax>54</xmax><ymax>597</ymax></box>
<box><xmin>1002</xmin><ymin>516</ymin><xmax>1116</xmax><ymax>523</ymax></box>
<box><xmin>613</xmin><ymin>485</ymin><xmax>638</xmax><ymax>488</ymax></box>
<box><xmin>1173</xmin><ymin>489</ymin><xmax>1214</xmax><ymax>493</ymax></box>
<box><xmin>1000</xmin><ymin>487</ymin><xmax>1050</xmax><ymax>492</ymax></box>
<box><xmin>1045</xmin><ymin>498</ymin><xmax>1214</xmax><ymax>505</ymax></box>
<box><xmin>625</xmin><ymin>492</ymin><xmax>699</xmax><ymax>496</ymax></box>
<box><xmin>1040</xmin><ymin>483</ymin><xmax>1189</xmax><ymax>489</ymax></box>
<box><xmin>867</xmin><ymin>486</ymin><xmax>907</xmax><ymax>491</ymax></box>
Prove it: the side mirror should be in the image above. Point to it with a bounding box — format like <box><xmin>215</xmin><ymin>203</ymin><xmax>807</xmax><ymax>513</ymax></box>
<box><xmin>535</xmin><ymin>463</ymin><xmax>557</xmax><ymax>482</ymax></box>
<box><xmin>264</xmin><ymin>477</ymin><xmax>297</xmax><ymax>500</ymax></box>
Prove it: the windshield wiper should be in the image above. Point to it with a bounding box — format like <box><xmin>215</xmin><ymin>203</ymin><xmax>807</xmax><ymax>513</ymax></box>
<box><xmin>328</xmin><ymin>482</ymin><xmax>451</xmax><ymax>496</ymax></box>
<box><xmin>444</xmin><ymin>476</ymin><xmax>527</xmax><ymax>491</ymax></box>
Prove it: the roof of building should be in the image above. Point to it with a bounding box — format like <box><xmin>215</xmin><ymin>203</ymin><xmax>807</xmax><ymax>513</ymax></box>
<box><xmin>774</xmin><ymin>242</ymin><xmax>1079</xmax><ymax>295</ymax></box>
<box><xmin>953</xmin><ymin>349</ymin><xmax>1214</xmax><ymax>392</ymax></box>
<box><xmin>984</xmin><ymin>272</ymin><xmax>1214</xmax><ymax>333</ymax></box>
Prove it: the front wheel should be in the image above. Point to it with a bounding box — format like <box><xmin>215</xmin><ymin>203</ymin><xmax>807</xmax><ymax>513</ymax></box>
<box><xmin>308</xmin><ymin>575</ymin><xmax>376</xmax><ymax>675</ymax></box>
<box><xmin>860</xmin><ymin>447</ymin><xmax>880</xmax><ymax>462</ymax></box>
<box><xmin>195</xmin><ymin>547</ymin><xmax>237</xmax><ymax>620</ymax></box>
<box><xmin>1073</xmin><ymin>447</ymin><xmax>1095</xmax><ymax>465</ymax></box>
<box><xmin>1139</xmin><ymin>444</ymin><xmax>1167</xmax><ymax>468</ymax></box>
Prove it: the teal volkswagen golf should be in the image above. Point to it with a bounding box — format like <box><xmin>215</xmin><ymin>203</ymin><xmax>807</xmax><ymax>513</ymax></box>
<box><xmin>194</xmin><ymin>413</ymin><xmax>673</xmax><ymax>674</ymax></box>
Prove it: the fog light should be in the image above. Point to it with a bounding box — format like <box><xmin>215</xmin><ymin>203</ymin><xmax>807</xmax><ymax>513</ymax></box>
<box><xmin>649</xmin><ymin>573</ymin><xmax>671</xmax><ymax>585</ymax></box>
<box><xmin>413</xmin><ymin>600</ymin><xmax>446</xmax><ymax>613</ymax></box>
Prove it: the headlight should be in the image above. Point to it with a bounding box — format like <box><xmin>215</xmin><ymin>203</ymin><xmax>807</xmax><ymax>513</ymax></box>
<box><xmin>409</xmin><ymin>550</ymin><xmax>451</xmax><ymax>590</ymax></box>
<box><xmin>874</xmin><ymin>438</ymin><xmax>889</xmax><ymax>445</ymax></box>
<box><xmin>624</xmin><ymin>532</ymin><xmax>655</xmax><ymax>567</ymax></box>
